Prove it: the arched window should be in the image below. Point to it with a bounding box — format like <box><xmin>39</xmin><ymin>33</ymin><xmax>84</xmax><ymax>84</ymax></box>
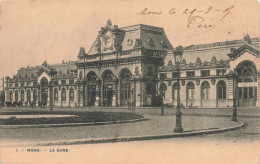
<box><xmin>54</xmin><ymin>88</ymin><xmax>58</xmax><ymax>101</ymax></box>
<box><xmin>61</xmin><ymin>88</ymin><xmax>66</xmax><ymax>101</ymax></box>
<box><xmin>10</xmin><ymin>90</ymin><xmax>13</xmax><ymax>101</ymax></box>
<box><xmin>15</xmin><ymin>90</ymin><xmax>18</xmax><ymax>102</ymax></box>
<box><xmin>217</xmin><ymin>81</ymin><xmax>226</xmax><ymax>99</ymax></box>
<box><xmin>69</xmin><ymin>88</ymin><xmax>74</xmax><ymax>101</ymax></box>
<box><xmin>187</xmin><ymin>82</ymin><xmax>195</xmax><ymax>100</ymax></box>
<box><xmin>21</xmin><ymin>90</ymin><xmax>24</xmax><ymax>101</ymax></box>
<box><xmin>33</xmin><ymin>89</ymin><xmax>37</xmax><ymax>102</ymax></box>
<box><xmin>201</xmin><ymin>81</ymin><xmax>210</xmax><ymax>100</ymax></box>
<box><xmin>27</xmin><ymin>90</ymin><xmax>31</xmax><ymax>102</ymax></box>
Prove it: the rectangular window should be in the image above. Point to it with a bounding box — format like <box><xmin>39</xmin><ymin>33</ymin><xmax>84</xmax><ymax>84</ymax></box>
<box><xmin>9</xmin><ymin>84</ymin><xmax>13</xmax><ymax>87</ymax></box>
<box><xmin>15</xmin><ymin>83</ymin><xmax>18</xmax><ymax>87</ymax></box>
<box><xmin>69</xmin><ymin>80</ymin><xmax>74</xmax><ymax>84</ymax></box>
<box><xmin>21</xmin><ymin>83</ymin><xmax>24</xmax><ymax>87</ymax></box>
<box><xmin>53</xmin><ymin>81</ymin><xmax>58</xmax><ymax>85</ymax></box>
<box><xmin>33</xmin><ymin>82</ymin><xmax>37</xmax><ymax>86</ymax></box>
<box><xmin>201</xmin><ymin>70</ymin><xmax>210</xmax><ymax>77</ymax></box>
<box><xmin>172</xmin><ymin>72</ymin><xmax>178</xmax><ymax>78</ymax></box>
<box><xmin>186</xmin><ymin>71</ymin><xmax>195</xmax><ymax>77</ymax></box>
<box><xmin>216</xmin><ymin>69</ymin><xmax>226</xmax><ymax>76</ymax></box>
<box><xmin>239</xmin><ymin>88</ymin><xmax>242</xmax><ymax>99</ymax></box>
<box><xmin>249</xmin><ymin>87</ymin><xmax>253</xmax><ymax>99</ymax></box>
<box><xmin>160</xmin><ymin>73</ymin><xmax>167</xmax><ymax>79</ymax></box>
<box><xmin>61</xmin><ymin>80</ymin><xmax>66</xmax><ymax>85</ymax></box>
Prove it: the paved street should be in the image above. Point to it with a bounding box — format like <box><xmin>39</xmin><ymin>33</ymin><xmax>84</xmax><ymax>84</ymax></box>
<box><xmin>0</xmin><ymin>107</ymin><xmax>259</xmax><ymax>144</ymax></box>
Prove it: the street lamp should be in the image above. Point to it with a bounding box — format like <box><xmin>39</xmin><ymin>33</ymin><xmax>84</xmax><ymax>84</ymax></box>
<box><xmin>159</xmin><ymin>75</ymin><xmax>165</xmax><ymax>116</ymax></box>
<box><xmin>173</xmin><ymin>46</ymin><xmax>184</xmax><ymax>133</ymax></box>
<box><xmin>230</xmin><ymin>70</ymin><xmax>238</xmax><ymax>121</ymax></box>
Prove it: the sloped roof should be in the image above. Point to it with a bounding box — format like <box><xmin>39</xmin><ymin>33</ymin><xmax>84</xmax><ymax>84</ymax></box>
<box><xmin>87</xmin><ymin>23</ymin><xmax>173</xmax><ymax>55</ymax></box>
<box><xmin>14</xmin><ymin>61</ymin><xmax>77</xmax><ymax>80</ymax></box>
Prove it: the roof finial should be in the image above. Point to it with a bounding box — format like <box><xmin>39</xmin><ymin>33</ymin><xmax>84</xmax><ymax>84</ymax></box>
<box><xmin>107</xmin><ymin>19</ymin><xmax>112</xmax><ymax>26</ymax></box>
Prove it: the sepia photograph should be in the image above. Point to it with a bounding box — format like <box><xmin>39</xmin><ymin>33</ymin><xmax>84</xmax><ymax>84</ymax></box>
<box><xmin>0</xmin><ymin>0</ymin><xmax>259</xmax><ymax>163</ymax></box>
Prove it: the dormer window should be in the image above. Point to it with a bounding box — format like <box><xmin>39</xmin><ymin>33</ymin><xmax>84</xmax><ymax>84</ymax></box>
<box><xmin>161</xmin><ymin>41</ymin><xmax>168</xmax><ymax>48</ymax></box>
<box><xmin>147</xmin><ymin>39</ymin><xmax>155</xmax><ymax>47</ymax></box>
<box><xmin>127</xmin><ymin>39</ymin><xmax>133</xmax><ymax>46</ymax></box>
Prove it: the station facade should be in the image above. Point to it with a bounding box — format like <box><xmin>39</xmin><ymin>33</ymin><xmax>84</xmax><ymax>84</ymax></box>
<box><xmin>4</xmin><ymin>20</ymin><xmax>260</xmax><ymax>108</ymax></box>
<box><xmin>160</xmin><ymin>35</ymin><xmax>260</xmax><ymax>108</ymax></box>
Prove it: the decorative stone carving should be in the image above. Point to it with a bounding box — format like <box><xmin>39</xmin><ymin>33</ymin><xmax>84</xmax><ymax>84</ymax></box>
<box><xmin>135</xmin><ymin>66</ymin><xmax>140</xmax><ymax>76</ymax></box>
<box><xmin>211</xmin><ymin>78</ymin><xmax>216</xmax><ymax>85</ymax></box>
<box><xmin>195</xmin><ymin>79</ymin><xmax>200</xmax><ymax>85</ymax></box>
<box><xmin>181</xmin><ymin>80</ymin><xmax>185</xmax><ymax>86</ymax></box>
<box><xmin>168</xmin><ymin>81</ymin><xmax>172</xmax><ymax>86</ymax></box>
<box><xmin>134</xmin><ymin>39</ymin><xmax>142</xmax><ymax>48</ymax></box>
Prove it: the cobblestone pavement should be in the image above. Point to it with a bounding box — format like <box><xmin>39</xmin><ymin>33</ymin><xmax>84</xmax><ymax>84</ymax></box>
<box><xmin>0</xmin><ymin>107</ymin><xmax>254</xmax><ymax>143</ymax></box>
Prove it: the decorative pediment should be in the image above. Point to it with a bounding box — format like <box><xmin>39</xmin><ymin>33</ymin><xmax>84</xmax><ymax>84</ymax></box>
<box><xmin>227</xmin><ymin>44</ymin><xmax>259</xmax><ymax>60</ymax></box>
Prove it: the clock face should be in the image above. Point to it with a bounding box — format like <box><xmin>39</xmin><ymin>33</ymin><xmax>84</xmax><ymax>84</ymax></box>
<box><xmin>104</xmin><ymin>36</ymin><xmax>112</xmax><ymax>48</ymax></box>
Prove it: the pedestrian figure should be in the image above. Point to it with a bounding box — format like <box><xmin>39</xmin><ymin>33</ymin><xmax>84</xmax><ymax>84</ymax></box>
<box><xmin>131</xmin><ymin>99</ymin><xmax>136</xmax><ymax>113</ymax></box>
<box><xmin>128</xmin><ymin>99</ymin><xmax>131</xmax><ymax>111</ymax></box>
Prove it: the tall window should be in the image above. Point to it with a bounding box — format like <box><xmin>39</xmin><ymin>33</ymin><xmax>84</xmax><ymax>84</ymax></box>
<box><xmin>27</xmin><ymin>90</ymin><xmax>31</xmax><ymax>102</ymax></box>
<box><xmin>10</xmin><ymin>90</ymin><xmax>13</xmax><ymax>101</ymax></box>
<box><xmin>61</xmin><ymin>88</ymin><xmax>66</xmax><ymax>101</ymax></box>
<box><xmin>201</xmin><ymin>81</ymin><xmax>210</xmax><ymax>100</ymax></box>
<box><xmin>217</xmin><ymin>81</ymin><xmax>226</xmax><ymax>99</ymax></box>
<box><xmin>69</xmin><ymin>88</ymin><xmax>74</xmax><ymax>101</ymax></box>
<box><xmin>15</xmin><ymin>90</ymin><xmax>18</xmax><ymax>102</ymax></box>
<box><xmin>33</xmin><ymin>90</ymin><xmax>37</xmax><ymax>102</ymax></box>
<box><xmin>21</xmin><ymin>90</ymin><xmax>24</xmax><ymax>101</ymax></box>
<box><xmin>54</xmin><ymin>88</ymin><xmax>58</xmax><ymax>101</ymax></box>
<box><xmin>187</xmin><ymin>82</ymin><xmax>195</xmax><ymax>100</ymax></box>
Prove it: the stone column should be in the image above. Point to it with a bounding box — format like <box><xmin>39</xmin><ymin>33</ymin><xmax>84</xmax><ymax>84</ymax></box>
<box><xmin>112</xmin><ymin>79</ymin><xmax>118</xmax><ymax>106</ymax></box>
<box><xmin>100</xmin><ymin>80</ymin><xmax>104</xmax><ymax>106</ymax></box>
<box><xmin>95</xmin><ymin>80</ymin><xmax>100</xmax><ymax>106</ymax></box>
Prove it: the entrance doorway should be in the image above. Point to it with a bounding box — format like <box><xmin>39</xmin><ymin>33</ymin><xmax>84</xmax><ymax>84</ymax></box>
<box><xmin>236</xmin><ymin>61</ymin><xmax>257</xmax><ymax>107</ymax></box>
<box><xmin>119</xmin><ymin>68</ymin><xmax>132</xmax><ymax>106</ymax></box>
<box><xmin>104</xmin><ymin>84</ymin><xmax>113</xmax><ymax>106</ymax></box>
<box><xmin>238</xmin><ymin>86</ymin><xmax>257</xmax><ymax>106</ymax></box>
<box><xmin>86</xmin><ymin>71</ymin><xmax>98</xmax><ymax>106</ymax></box>
<box><xmin>88</xmin><ymin>85</ymin><xmax>96</xmax><ymax>106</ymax></box>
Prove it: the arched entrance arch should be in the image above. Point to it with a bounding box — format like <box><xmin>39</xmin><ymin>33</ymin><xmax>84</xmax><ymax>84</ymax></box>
<box><xmin>216</xmin><ymin>80</ymin><xmax>226</xmax><ymax>107</ymax></box>
<box><xmin>235</xmin><ymin>60</ymin><xmax>258</xmax><ymax>106</ymax></box>
<box><xmin>102</xmin><ymin>70</ymin><xmax>115</xmax><ymax>106</ymax></box>
<box><xmin>119</xmin><ymin>68</ymin><xmax>132</xmax><ymax>106</ymax></box>
<box><xmin>86</xmin><ymin>71</ymin><xmax>98</xmax><ymax>106</ymax></box>
<box><xmin>40</xmin><ymin>77</ymin><xmax>49</xmax><ymax>105</ymax></box>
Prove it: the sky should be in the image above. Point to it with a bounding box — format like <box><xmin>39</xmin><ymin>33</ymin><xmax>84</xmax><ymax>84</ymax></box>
<box><xmin>0</xmin><ymin>0</ymin><xmax>259</xmax><ymax>78</ymax></box>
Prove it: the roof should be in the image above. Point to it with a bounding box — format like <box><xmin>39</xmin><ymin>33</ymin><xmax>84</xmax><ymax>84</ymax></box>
<box><xmin>12</xmin><ymin>61</ymin><xmax>77</xmax><ymax>81</ymax></box>
<box><xmin>87</xmin><ymin>22</ymin><xmax>173</xmax><ymax>55</ymax></box>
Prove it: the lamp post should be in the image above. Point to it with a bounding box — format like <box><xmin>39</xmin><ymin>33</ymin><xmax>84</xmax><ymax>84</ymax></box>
<box><xmin>159</xmin><ymin>75</ymin><xmax>165</xmax><ymax>116</ymax></box>
<box><xmin>173</xmin><ymin>46</ymin><xmax>184</xmax><ymax>133</ymax></box>
<box><xmin>231</xmin><ymin>70</ymin><xmax>238</xmax><ymax>121</ymax></box>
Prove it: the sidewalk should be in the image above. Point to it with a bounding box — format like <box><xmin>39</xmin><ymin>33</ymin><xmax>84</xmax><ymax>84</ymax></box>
<box><xmin>0</xmin><ymin>107</ymin><xmax>244</xmax><ymax>146</ymax></box>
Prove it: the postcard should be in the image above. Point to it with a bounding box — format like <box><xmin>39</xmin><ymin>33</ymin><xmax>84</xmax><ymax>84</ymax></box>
<box><xmin>0</xmin><ymin>0</ymin><xmax>259</xmax><ymax>163</ymax></box>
